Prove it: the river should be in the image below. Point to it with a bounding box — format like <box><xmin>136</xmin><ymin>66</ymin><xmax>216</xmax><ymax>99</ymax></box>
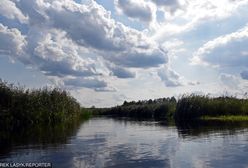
<box><xmin>1</xmin><ymin>117</ymin><xmax>248</xmax><ymax>168</ymax></box>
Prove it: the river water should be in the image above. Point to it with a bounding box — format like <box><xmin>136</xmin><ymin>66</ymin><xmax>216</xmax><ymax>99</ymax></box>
<box><xmin>1</xmin><ymin>117</ymin><xmax>248</xmax><ymax>168</ymax></box>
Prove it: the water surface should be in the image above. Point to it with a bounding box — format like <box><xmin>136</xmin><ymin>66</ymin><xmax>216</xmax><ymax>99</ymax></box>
<box><xmin>1</xmin><ymin>117</ymin><xmax>248</xmax><ymax>168</ymax></box>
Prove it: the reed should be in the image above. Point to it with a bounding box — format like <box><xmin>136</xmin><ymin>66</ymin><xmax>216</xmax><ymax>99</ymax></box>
<box><xmin>175</xmin><ymin>94</ymin><xmax>248</xmax><ymax>121</ymax></box>
<box><xmin>0</xmin><ymin>79</ymin><xmax>86</xmax><ymax>129</ymax></box>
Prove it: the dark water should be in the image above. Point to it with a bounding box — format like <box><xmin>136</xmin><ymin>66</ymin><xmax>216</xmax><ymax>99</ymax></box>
<box><xmin>1</xmin><ymin>117</ymin><xmax>248</xmax><ymax>168</ymax></box>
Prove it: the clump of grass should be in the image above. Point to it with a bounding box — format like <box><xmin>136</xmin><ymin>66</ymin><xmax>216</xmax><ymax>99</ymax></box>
<box><xmin>0</xmin><ymin>79</ymin><xmax>87</xmax><ymax>129</ymax></box>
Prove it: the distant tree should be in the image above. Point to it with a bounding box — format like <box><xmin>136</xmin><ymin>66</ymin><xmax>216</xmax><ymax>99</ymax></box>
<box><xmin>148</xmin><ymin>99</ymin><xmax>153</xmax><ymax>104</ymax></box>
<box><xmin>123</xmin><ymin>101</ymin><xmax>128</xmax><ymax>106</ymax></box>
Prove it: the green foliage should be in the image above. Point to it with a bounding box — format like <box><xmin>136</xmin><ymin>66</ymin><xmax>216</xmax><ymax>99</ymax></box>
<box><xmin>175</xmin><ymin>94</ymin><xmax>248</xmax><ymax>121</ymax></box>
<box><xmin>99</xmin><ymin>97</ymin><xmax>177</xmax><ymax>120</ymax></box>
<box><xmin>98</xmin><ymin>94</ymin><xmax>248</xmax><ymax>121</ymax></box>
<box><xmin>80</xmin><ymin>107</ymin><xmax>93</xmax><ymax>120</ymax></box>
<box><xmin>0</xmin><ymin>79</ymin><xmax>82</xmax><ymax>129</ymax></box>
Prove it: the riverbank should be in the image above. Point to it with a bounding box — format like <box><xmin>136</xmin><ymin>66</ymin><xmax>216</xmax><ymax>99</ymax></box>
<box><xmin>175</xmin><ymin>95</ymin><xmax>248</xmax><ymax>121</ymax></box>
<box><xmin>1</xmin><ymin>79</ymin><xmax>248</xmax><ymax>128</ymax></box>
<box><xmin>0</xmin><ymin>80</ymin><xmax>91</xmax><ymax>130</ymax></box>
<box><xmin>97</xmin><ymin>95</ymin><xmax>248</xmax><ymax>121</ymax></box>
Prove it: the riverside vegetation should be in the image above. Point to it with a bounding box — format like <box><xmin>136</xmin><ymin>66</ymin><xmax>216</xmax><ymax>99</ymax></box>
<box><xmin>1</xmin><ymin>79</ymin><xmax>248</xmax><ymax>130</ymax></box>
<box><xmin>98</xmin><ymin>95</ymin><xmax>248</xmax><ymax>122</ymax></box>
<box><xmin>0</xmin><ymin>80</ymin><xmax>91</xmax><ymax>130</ymax></box>
<box><xmin>97</xmin><ymin>97</ymin><xmax>177</xmax><ymax>120</ymax></box>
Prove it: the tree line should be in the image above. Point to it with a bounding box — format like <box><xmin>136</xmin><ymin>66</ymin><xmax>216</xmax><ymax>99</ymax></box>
<box><xmin>97</xmin><ymin>94</ymin><xmax>248</xmax><ymax>121</ymax></box>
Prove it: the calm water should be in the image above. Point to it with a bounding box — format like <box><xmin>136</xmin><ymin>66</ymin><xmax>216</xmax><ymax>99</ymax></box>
<box><xmin>1</xmin><ymin>117</ymin><xmax>248</xmax><ymax>168</ymax></box>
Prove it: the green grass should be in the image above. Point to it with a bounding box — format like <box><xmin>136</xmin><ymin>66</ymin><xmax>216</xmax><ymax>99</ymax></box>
<box><xmin>201</xmin><ymin>115</ymin><xmax>248</xmax><ymax>121</ymax></box>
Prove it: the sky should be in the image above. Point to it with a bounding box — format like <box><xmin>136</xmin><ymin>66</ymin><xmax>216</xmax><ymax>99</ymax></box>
<box><xmin>0</xmin><ymin>0</ymin><xmax>248</xmax><ymax>107</ymax></box>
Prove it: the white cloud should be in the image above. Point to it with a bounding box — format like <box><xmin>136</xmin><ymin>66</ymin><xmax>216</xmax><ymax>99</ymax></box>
<box><xmin>192</xmin><ymin>24</ymin><xmax>248</xmax><ymax>67</ymax></box>
<box><xmin>191</xmin><ymin>25</ymin><xmax>248</xmax><ymax>93</ymax></box>
<box><xmin>151</xmin><ymin>0</ymin><xmax>184</xmax><ymax>13</ymax></box>
<box><xmin>0</xmin><ymin>0</ymin><xmax>179</xmax><ymax>92</ymax></box>
<box><xmin>161</xmin><ymin>39</ymin><xmax>185</xmax><ymax>58</ymax></box>
<box><xmin>219</xmin><ymin>73</ymin><xmax>240</xmax><ymax>89</ymax></box>
<box><xmin>0</xmin><ymin>0</ymin><xmax>28</xmax><ymax>23</ymax></box>
<box><xmin>0</xmin><ymin>24</ymin><xmax>26</xmax><ymax>57</ymax></box>
<box><xmin>157</xmin><ymin>65</ymin><xmax>183</xmax><ymax>87</ymax></box>
<box><xmin>31</xmin><ymin>28</ymin><xmax>98</xmax><ymax>77</ymax></box>
<box><xmin>152</xmin><ymin>0</ymin><xmax>248</xmax><ymax>40</ymax></box>
<box><xmin>218</xmin><ymin>73</ymin><xmax>248</xmax><ymax>97</ymax></box>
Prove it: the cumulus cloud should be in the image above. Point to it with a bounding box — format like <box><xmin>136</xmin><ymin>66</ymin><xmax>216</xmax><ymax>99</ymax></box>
<box><xmin>0</xmin><ymin>24</ymin><xmax>26</xmax><ymax>57</ymax></box>
<box><xmin>0</xmin><ymin>0</ymin><xmax>28</xmax><ymax>23</ymax></box>
<box><xmin>0</xmin><ymin>0</ymin><xmax>175</xmax><ymax>91</ymax></box>
<box><xmin>157</xmin><ymin>65</ymin><xmax>183</xmax><ymax>87</ymax></box>
<box><xmin>115</xmin><ymin>0</ymin><xmax>155</xmax><ymax>23</ymax></box>
<box><xmin>191</xmin><ymin>25</ymin><xmax>248</xmax><ymax>91</ymax></box>
<box><xmin>152</xmin><ymin>0</ymin><xmax>248</xmax><ymax>40</ymax></box>
<box><xmin>108</xmin><ymin>64</ymin><xmax>135</xmax><ymax>78</ymax></box>
<box><xmin>192</xmin><ymin>24</ymin><xmax>248</xmax><ymax>67</ymax></box>
<box><xmin>30</xmin><ymin>28</ymin><xmax>97</xmax><ymax>78</ymax></box>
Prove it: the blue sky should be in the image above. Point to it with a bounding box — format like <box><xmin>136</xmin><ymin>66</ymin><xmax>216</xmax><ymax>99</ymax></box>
<box><xmin>0</xmin><ymin>0</ymin><xmax>248</xmax><ymax>107</ymax></box>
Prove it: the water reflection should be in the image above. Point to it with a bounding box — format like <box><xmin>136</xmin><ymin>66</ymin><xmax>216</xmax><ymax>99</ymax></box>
<box><xmin>0</xmin><ymin>117</ymin><xmax>248</xmax><ymax>168</ymax></box>
<box><xmin>176</xmin><ymin>120</ymin><xmax>248</xmax><ymax>139</ymax></box>
<box><xmin>0</xmin><ymin>119</ymin><xmax>84</xmax><ymax>157</ymax></box>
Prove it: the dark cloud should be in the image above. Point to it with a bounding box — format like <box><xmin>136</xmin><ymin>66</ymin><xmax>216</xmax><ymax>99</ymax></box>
<box><xmin>109</xmin><ymin>65</ymin><xmax>135</xmax><ymax>78</ymax></box>
<box><xmin>115</xmin><ymin>0</ymin><xmax>154</xmax><ymax>23</ymax></box>
<box><xmin>241</xmin><ymin>70</ymin><xmax>248</xmax><ymax>80</ymax></box>
<box><xmin>64</xmin><ymin>78</ymin><xmax>107</xmax><ymax>89</ymax></box>
<box><xmin>110</xmin><ymin>48</ymin><xmax>166</xmax><ymax>68</ymax></box>
<box><xmin>64</xmin><ymin>77</ymin><xmax>116</xmax><ymax>92</ymax></box>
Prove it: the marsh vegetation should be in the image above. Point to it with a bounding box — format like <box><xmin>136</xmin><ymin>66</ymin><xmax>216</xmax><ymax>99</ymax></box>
<box><xmin>97</xmin><ymin>97</ymin><xmax>176</xmax><ymax>120</ymax></box>
<box><xmin>175</xmin><ymin>95</ymin><xmax>248</xmax><ymax>121</ymax></box>
<box><xmin>1</xmin><ymin>79</ymin><xmax>248</xmax><ymax>130</ymax></box>
<box><xmin>0</xmin><ymin>79</ymin><xmax>90</xmax><ymax>130</ymax></box>
<box><xmin>99</xmin><ymin>95</ymin><xmax>248</xmax><ymax>121</ymax></box>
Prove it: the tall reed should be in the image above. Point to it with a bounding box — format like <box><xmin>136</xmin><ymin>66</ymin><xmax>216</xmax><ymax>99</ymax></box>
<box><xmin>0</xmin><ymin>79</ymin><xmax>82</xmax><ymax>129</ymax></box>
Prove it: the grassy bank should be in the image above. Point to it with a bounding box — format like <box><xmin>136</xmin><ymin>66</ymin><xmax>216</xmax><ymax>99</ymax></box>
<box><xmin>175</xmin><ymin>95</ymin><xmax>248</xmax><ymax>121</ymax></box>
<box><xmin>0</xmin><ymin>80</ymin><xmax>90</xmax><ymax>129</ymax></box>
